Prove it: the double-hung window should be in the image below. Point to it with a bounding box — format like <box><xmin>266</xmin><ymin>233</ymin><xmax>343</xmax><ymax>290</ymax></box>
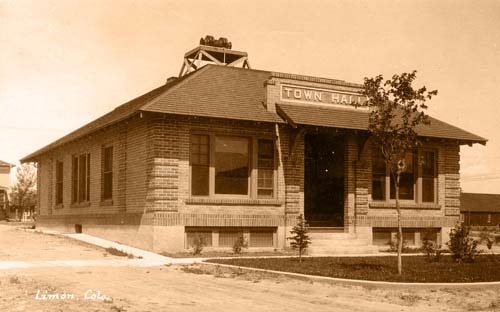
<box><xmin>257</xmin><ymin>139</ymin><xmax>275</xmax><ymax>197</ymax></box>
<box><xmin>390</xmin><ymin>152</ymin><xmax>416</xmax><ymax>200</ymax></box>
<box><xmin>371</xmin><ymin>150</ymin><xmax>387</xmax><ymax>200</ymax></box>
<box><xmin>420</xmin><ymin>150</ymin><xmax>437</xmax><ymax>203</ymax></box>
<box><xmin>190</xmin><ymin>134</ymin><xmax>275</xmax><ymax>198</ymax></box>
<box><xmin>72</xmin><ymin>153</ymin><xmax>90</xmax><ymax>203</ymax></box>
<box><xmin>102</xmin><ymin>146</ymin><xmax>113</xmax><ymax>201</ymax></box>
<box><xmin>190</xmin><ymin>135</ymin><xmax>210</xmax><ymax>196</ymax></box>
<box><xmin>55</xmin><ymin>160</ymin><xmax>64</xmax><ymax>205</ymax></box>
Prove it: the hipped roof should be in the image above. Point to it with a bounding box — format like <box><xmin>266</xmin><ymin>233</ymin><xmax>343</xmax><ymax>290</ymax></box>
<box><xmin>21</xmin><ymin>65</ymin><xmax>486</xmax><ymax>162</ymax></box>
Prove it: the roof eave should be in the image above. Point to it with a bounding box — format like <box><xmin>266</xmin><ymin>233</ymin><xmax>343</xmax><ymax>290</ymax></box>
<box><xmin>20</xmin><ymin>111</ymin><xmax>141</xmax><ymax>163</ymax></box>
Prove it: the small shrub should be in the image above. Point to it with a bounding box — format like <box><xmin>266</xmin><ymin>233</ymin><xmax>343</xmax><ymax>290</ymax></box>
<box><xmin>232</xmin><ymin>236</ymin><xmax>248</xmax><ymax>254</ymax></box>
<box><xmin>191</xmin><ymin>236</ymin><xmax>204</xmax><ymax>255</ymax></box>
<box><xmin>447</xmin><ymin>223</ymin><xmax>481</xmax><ymax>263</ymax></box>
<box><xmin>287</xmin><ymin>214</ymin><xmax>311</xmax><ymax>263</ymax></box>
<box><xmin>421</xmin><ymin>228</ymin><xmax>442</xmax><ymax>262</ymax></box>
<box><xmin>479</xmin><ymin>229</ymin><xmax>491</xmax><ymax>243</ymax></box>
<box><xmin>388</xmin><ymin>239</ymin><xmax>412</xmax><ymax>253</ymax></box>
<box><xmin>180</xmin><ymin>265</ymin><xmax>210</xmax><ymax>275</ymax></box>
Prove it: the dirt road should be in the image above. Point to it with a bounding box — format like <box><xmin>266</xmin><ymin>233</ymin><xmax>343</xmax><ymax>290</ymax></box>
<box><xmin>0</xmin><ymin>224</ymin><xmax>498</xmax><ymax>312</ymax></box>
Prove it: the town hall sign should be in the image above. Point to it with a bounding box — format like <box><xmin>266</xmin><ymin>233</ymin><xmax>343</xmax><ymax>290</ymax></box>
<box><xmin>281</xmin><ymin>84</ymin><xmax>367</xmax><ymax>108</ymax></box>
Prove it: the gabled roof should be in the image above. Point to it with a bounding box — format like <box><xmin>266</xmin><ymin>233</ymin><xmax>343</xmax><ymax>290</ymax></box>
<box><xmin>0</xmin><ymin>160</ymin><xmax>14</xmax><ymax>168</ymax></box>
<box><xmin>277</xmin><ymin>103</ymin><xmax>487</xmax><ymax>144</ymax></box>
<box><xmin>21</xmin><ymin>64</ymin><xmax>486</xmax><ymax>162</ymax></box>
<box><xmin>461</xmin><ymin>193</ymin><xmax>500</xmax><ymax>213</ymax></box>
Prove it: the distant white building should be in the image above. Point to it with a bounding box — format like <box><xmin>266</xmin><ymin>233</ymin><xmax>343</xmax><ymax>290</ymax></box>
<box><xmin>0</xmin><ymin>160</ymin><xmax>13</xmax><ymax>219</ymax></box>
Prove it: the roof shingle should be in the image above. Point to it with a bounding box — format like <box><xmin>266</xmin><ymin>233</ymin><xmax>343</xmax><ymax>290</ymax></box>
<box><xmin>141</xmin><ymin>65</ymin><xmax>281</xmax><ymax>123</ymax></box>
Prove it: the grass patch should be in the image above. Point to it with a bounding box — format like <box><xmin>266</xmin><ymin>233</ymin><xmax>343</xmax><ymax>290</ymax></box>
<box><xmin>208</xmin><ymin>255</ymin><xmax>500</xmax><ymax>283</ymax></box>
<box><xmin>105</xmin><ymin>247</ymin><xmax>135</xmax><ymax>258</ymax></box>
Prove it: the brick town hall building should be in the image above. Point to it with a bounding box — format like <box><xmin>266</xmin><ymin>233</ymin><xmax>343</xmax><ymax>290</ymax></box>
<box><xmin>22</xmin><ymin>41</ymin><xmax>486</xmax><ymax>253</ymax></box>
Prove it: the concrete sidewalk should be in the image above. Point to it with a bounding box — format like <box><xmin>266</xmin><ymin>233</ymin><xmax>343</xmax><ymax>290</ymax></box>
<box><xmin>60</xmin><ymin>231</ymin><xmax>206</xmax><ymax>266</ymax></box>
<box><xmin>0</xmin><ymin>229</ymin><xmax>204</xmax><ymax>270</ymax></box>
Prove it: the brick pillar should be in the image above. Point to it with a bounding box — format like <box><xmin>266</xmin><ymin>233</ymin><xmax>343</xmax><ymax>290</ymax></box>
<box><xmin>356</xmin><ymin>138</ymin><xmax>370</xmax><ymax>215</ymax></box>
<box><xmin>117</xmin><ymin>122</ymin><xmax>127</xmax><ymax>211</ymax></box>
<box><xmin>279</xmin><ymin>125</ymin><xmax>303</xmax><ymax>215</ymax></box>
<box><xmin>444</xmin><ymin>144</ymin><xmax>460</xmax><ymax>216</ymax></box>
<box><xmin>145</xmin><ymin>117</ymin><xmax>179</xmax><ymax>213</ymax></box>
<box><xmin>344</xmin><ymin>135</ymin><xmax>357</xmax><ymax>230</ymax></box>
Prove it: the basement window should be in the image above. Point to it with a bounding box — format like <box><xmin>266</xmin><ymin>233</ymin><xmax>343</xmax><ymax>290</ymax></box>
<box><xmin>185</xmin><ymin>230</ymin><xmax>213</xmax><ymax>248</ymax></box>
<box><xmin>249</xmin><ymin>228</ymin><xmax>274</xmax><ymax>247</ymax></box>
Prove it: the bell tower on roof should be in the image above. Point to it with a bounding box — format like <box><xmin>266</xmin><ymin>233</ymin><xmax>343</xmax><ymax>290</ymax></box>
<box><xmin>178</xmin><ymin>35</ymin><xmax>251</xmax><ymax>77</ymax></box>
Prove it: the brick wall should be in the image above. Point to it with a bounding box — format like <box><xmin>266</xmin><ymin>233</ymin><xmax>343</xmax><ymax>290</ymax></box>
<box><xmin>351</xmin><ymin>138</ymin><xmax>461</xmax><ymax>229</ymax></box>
<box><xmin>34</xmin><ymin>101</ymin><xmax>463</xmax><ymax>249</ymax></box>
<box><xmin>146</xmin><ymin>114</ymin><xmax>290</xmax><ymax>222</ymax></box>
<box><xmin>36</xmin><ymin>115</ymin><xmax>148</xmax><ymax>218</ymax></box>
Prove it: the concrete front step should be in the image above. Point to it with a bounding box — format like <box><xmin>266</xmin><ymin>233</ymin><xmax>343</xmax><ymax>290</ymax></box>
<box><xmin>309</xmin><ymin>245</ymin><xmax>380</xmax><ymax>255</ymax></box>
<box><xmin>308</xmin><ymin>232</ymin><xmax>379</xmax><ymax>255</ymax></box>
<box><xmin>309</xmin><ymin>232</ymin><xmax>356</xmax><ymax>239</ymax></box>
<box><xmin>311</xmin><ymin>239</ymin><xmax>372</xmax><ymax>247</ymax></box>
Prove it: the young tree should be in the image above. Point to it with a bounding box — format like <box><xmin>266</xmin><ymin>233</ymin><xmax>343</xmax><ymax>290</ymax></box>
<box><xmin>10</xmin><ymin>163</ymin><xmax>37</xmax><ymax>218</ymax></box>
<box><xmin>363</xmin><ymin>71</ymin><xmax>437</xmax><ymax>275</ymax></box>
<box><xmin>288</xmin><ymin>214</ymin><xmax>311</xmax><ymax>263</ymax></box>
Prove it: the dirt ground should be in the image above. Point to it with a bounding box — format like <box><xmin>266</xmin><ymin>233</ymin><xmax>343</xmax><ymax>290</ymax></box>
<box><xmin>0</xmin><ymin>224</ymin><xmax>499</xmax><ymax>312</ymax></box>
<box><xmin>0</xmin><ymin>224</ymin><xmax>119</xmax><ymax>261</ymax></box>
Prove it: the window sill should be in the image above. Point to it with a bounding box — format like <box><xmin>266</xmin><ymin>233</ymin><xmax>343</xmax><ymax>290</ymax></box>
<box><xmin>185</xmin><ymin>197</ymin><xmax>283</xmax><ymax>206</ymax></box>
<box><xmin>70</xmin><ymin>202</ymin><xmax>91</xmax><ymax>208</ymax></box>
<box><xmin>99</xmin><ymin>199</ymin><xmax>113</xmax><ymax>207</ymax></box>
<box><xmin>370</xmin><ymin>201</ymin><xmax>441</xmax><ymax>210</ymax></box>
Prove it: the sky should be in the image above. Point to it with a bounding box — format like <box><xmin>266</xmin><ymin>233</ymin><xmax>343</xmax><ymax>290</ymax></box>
<box><xmin>1</xmin><ymin>0</ymin><xmax>499</xmax><ymax>193</ymax></box>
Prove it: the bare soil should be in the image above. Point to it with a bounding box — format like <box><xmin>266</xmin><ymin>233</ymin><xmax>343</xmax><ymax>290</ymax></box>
<box><xmin>0</xmin><ymin>225</ymin><xmax>499</xmax><ymax>311</ymax></box>
<box><xmin>0</xmin><ymin>225</ymin><xmax>119</xmax><ymax>261</ymax></box>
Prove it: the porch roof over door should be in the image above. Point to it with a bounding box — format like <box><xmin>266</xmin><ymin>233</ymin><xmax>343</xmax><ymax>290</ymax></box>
<box><xmin>276</xmin><ymin>103</ymin><xmax>487</xmax><ymax>145</ymax></box>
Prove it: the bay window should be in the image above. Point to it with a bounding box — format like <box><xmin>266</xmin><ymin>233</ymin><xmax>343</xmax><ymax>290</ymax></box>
<box><xmin>190</xmin><ymin>134</ymin><xmax>275</xmax><ymax>198</ymax></box>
